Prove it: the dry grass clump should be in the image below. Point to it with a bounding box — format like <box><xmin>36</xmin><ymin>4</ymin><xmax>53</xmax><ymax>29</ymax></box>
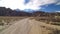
<box><xmin>40</xmin><ymin>25</ymin><xmax>60</xmax><ymax>34</ymax></box>
<box><xmin>34</xmin><ymin>16</ymin><xmax>60</xmax><ymax>34</ymax></box>
<box><xmin>0</xmin><ymin>17</ymin><xmax>24</xmax><ymax>25</ymax></box>
<box><xmin>47</xmin><ymin>29</ymin><xmax>60</xmax><ymax>34</ymax></box>
<box><xmin>34</xmin><ymin>16</ymin><xmax>60</xmax><ymax>26</ymax></box>
<box><xmin>0</xmin><ymin>17</ymin><xmax>25</xmax><ymax>32</ymax></box>
<box><xmin>51</xmin><ymin>29</ymin><xmax>60</xmax><ymax>34</ymax></box>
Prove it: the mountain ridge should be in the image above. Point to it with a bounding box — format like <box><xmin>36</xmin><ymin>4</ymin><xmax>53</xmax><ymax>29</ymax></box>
<box><xmin>0</xmin><ymin>7</ymin><xmax>60</xmax><ymax>16</ymax></box>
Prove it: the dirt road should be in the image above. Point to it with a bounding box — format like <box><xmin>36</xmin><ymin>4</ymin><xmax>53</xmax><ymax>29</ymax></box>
<box><xmin>0</xmin><ymin>18</ymin><xmax>42</xmax><ymax>34</ymax></box>
<box><xmin>0</xmin><ymin>18</ymin><xmax>60</xmax><ymax>34</ymax></box>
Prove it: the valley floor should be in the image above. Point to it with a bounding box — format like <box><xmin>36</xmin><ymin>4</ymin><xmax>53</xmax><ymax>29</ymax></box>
<box><xmin>0</xmin><ymin>18</ymin><xmax>60</xmax><ymax>34</ymax></box>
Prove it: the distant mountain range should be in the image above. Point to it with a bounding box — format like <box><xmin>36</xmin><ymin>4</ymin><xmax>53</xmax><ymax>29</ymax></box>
<box><xmin>0</xmin><ymin>7</ymin><xmax>60</xmax><ymax>16</ymax></box>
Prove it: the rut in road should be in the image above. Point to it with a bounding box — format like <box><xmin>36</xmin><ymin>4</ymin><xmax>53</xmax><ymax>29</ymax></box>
<box><xmin>0</xmin><ymin>18</ymin><xmax>42</xmax><ymax>34</ymax></box>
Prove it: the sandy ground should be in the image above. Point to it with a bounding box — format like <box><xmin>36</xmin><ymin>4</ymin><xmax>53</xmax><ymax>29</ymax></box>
<box><xmin>0</xmin><ymin>18</ymin><xmax>60</xmax><ymax>34</ymax></box>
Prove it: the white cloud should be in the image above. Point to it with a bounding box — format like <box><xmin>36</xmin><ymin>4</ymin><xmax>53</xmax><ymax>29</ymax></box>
<box><xmin>25</xmin><ymin>0</ymin><xmax>57</xmax><ymax>10</ymax></box>
<box><xmin>0</xmin><ymin>0</ymin><xmax>58</xmax><ymax>10</ymax></box>
<box><xmin>0</xmin><ymin>0</ymin><xmax>25</xmax><ymax>10</ymax></box>
<box><xmin>56</xmin><ymin>2</ymin><xmax>60</xmax><ymax>5</ymax></box>
<box><xmin>56</xmin><ymin>11</ymin><xmax>60</xmax><ymax>12</ymax></box>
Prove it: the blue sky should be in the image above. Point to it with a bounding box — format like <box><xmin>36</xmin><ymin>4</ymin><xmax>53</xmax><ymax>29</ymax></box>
<box><xmin>0</xmin><ymin>0</ymin><xmax>60</xmax><ymax>12</ymax></box>
<box><xmin>24</xmin><ymin>0</ymin><xmax>30</xmax><ymax>4</ymax></box>
<box><xmin>24</xmin><ymin>0</ymin><xmax>60</xmax><ymax>12</ymax></box>
<box><xmin>40</xmin><ymin>3</ymin><xmax>60</xmax><ymax>12</ymax></box>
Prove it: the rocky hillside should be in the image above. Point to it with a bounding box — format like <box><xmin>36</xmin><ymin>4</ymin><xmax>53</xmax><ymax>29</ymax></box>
<box><xmin>0</xmin><ymin>7</ymin><xmax>60</xmax><ymax>17</ymax></box>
